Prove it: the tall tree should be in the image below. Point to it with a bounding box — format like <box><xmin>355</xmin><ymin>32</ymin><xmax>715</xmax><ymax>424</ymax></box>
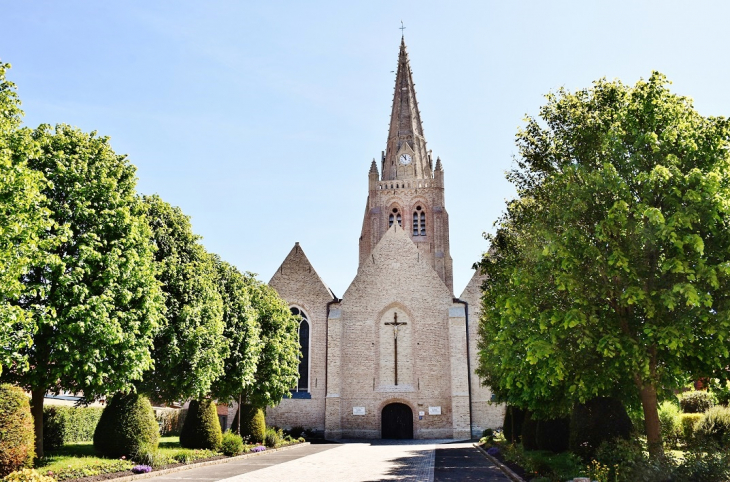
<box><xmin>2</xmin><ymin>124</ymin><xmax>163</xmax><ymax>457</ymax></box>
<box><xmin>138</xmin><ymin>195</ymin><xmax>227</xmax><ymax>403</ymax></box>
<box><xmin>209</xmin><ymin>257</ymin><xmax>262</xmax><ymax>406</ymax></box>
<box><xmin>0</xmin><ymin>63</ymin><xmax>52</xmax><ymax>376</ymax></box>
<box><xmin>241</xmin><ymin>275</ymin><xmax>299</xmax><ymax>409</ymax></box>
<box><xmin>476</xmin><ymin>73</ymin><xmax>730</xmax><ymax>457</ymax></box>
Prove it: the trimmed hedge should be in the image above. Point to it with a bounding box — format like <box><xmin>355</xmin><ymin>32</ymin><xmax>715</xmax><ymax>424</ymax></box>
<box><xmin>0</xmin><ymin>385</ymin><xmax>35</xmax><ymax>477</ymax></box>
<box><xmin>569</xmin><ymin>397</ymin><xmax>632</xmax><ymax>460</ymax></box>
<box><xmin>180</xmin><ymin>399</ymin><xmax>222</xmax><ymax>450</ymax></box>
<box><xmin>235</xmin><ymin>404</ymin><xmax>266</xmax><ymax>444</ymax></box>
<box><xmin>535</xmin><ymin>417</ymin><xmax>570</xmax><ymax>453</ymax></box>
<box><xmin>521</xmin><ymin>411</ymin><xmax>538</xmax><ymax>451</ymax></box>
<box><xmin>43</xmin><ymin>405</ymin><xmax>104</xmax><ymax>450</ymax></box>
<box><xmin>503</xmin><ymin>406</ymin><xmax>526</xmax><ymax>444</ymax></box>
<box><xmin>220</xmin><ymin>431</ymin><xmax>244</xmax><ymax>456</ymax></box>
<box><xmin>680</xmin><ymin>413</ymin><xmax>703</xmax><ymax>443</ymax></box>
<box><xmin>678</xmin><ymin>390</ymin><xmax>715</xmax><ymax>414</ymax></box>
<box><xmin>93</xmin><ymin>392</ymin><xmax>159</xmax><ymax>458</ymax></box>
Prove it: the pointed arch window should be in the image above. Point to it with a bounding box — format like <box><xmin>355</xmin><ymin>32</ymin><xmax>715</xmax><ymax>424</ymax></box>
<box><xmin>389</xmin><ymin>208</ymin><xmax>402</xmax><ymax>227</ymax></box>
<box><xmin>414</xmin><ymin>206</ymin><xmax>426</xmax><ymax>236</ymax></box>
<box><xmin>290</xmin><ymin>307</ymin><xmax>309</xmax><ymax>392</ymax></box>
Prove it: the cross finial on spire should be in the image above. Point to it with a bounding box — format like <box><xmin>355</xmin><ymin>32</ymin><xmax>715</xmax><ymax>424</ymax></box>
<box><xmin>400</xmin><ymin>20</ymin><xmax>406</xmax><ymax>37</ymax></box>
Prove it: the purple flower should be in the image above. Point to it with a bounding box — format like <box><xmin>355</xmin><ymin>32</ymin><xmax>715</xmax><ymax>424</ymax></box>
<box><xmin>251</xmin><ymin>446</ymin><xmax>266</xmax><ymax>453</ymax></box>
<box><xmin>132</xmin><ymin>465</ymin><xmax>153</xmax><ymax>474</ymax></box>
<box><xmin>486</xmin><ymin>447</ymin><xmax>500</xmax><ymax>456</ymax></box>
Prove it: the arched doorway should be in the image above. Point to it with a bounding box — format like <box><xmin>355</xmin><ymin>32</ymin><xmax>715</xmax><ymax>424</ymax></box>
<box><xmin>381</xmin><ymin>403</ymin><xmax>413</xmax><ymax>439</ymax></box>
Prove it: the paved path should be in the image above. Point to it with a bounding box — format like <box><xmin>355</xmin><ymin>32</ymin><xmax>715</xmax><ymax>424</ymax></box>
<box><xmin>145</xmin><ymin>441</ymin><xmax>511</xmax><ymax>482</ymax></box>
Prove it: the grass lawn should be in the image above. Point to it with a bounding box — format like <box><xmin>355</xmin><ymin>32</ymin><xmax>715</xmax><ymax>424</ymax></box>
<box><xmin>37</xmin><ymin>442</ymin><xmax>133</xmax><ymax>481</ymax></box>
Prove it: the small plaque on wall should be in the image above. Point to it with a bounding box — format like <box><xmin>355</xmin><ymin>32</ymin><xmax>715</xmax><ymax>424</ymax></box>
<box><xmin>428</xmin><ymin>406</ymin><xmax>441</xmax><ymax>415</ymax></box>
<box><xmin>352</xmin><ymin>407</ymin><xmax>366</xmax><ymax>416</ymax></box>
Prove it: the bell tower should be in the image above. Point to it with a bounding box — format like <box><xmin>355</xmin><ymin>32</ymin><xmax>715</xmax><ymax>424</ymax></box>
<box><xmin>359</xmin><ymin>37</ymin><xmax>454</xmax><ymax>293</ymax></box>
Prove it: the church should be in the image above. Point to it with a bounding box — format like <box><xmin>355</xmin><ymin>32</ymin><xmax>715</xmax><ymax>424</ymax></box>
<box><xmin>265</xmin><ymin>37</ymin><xmax>504</xmax><ymax>439</ymax></box>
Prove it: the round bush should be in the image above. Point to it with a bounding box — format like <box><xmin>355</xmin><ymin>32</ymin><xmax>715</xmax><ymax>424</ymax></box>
<box><xmin>569</xmin><ymin>397</ymin><xmax>632</xmax><ymax>460</ymax></box>
<box><xmin>93</xmin><ymin>392</ymin><xmax>159</xmax><ymax>458</ymax></box>
<box><xmin>0</xmin><ymin>385</ymin><xmax>35</xmax><ymax>477</ymax></box>
<box><xmin>679</xmin><ymin>390</ymin><xmax>716</xmax><ymax>413</ymax></box>
<box><xmin>521</xmin><ymin>411</ymin><xmax>538</xmax><ymax>451</ymax></box>
<box><xmin>658</xmin><ymin>400</ymin><xmax>682</xmax><ymax>448</ymax></box>
<box><xmin>235</xmin><ymin>404</ymin><xmax>266</xmax><ymax>444</ymax></box>
<box><xmin>502</xmin><ymin>406</ymin><xmax>526</xmax><ymax>444</ymax></box>
<box><xmin>264</xmin><ymin>427</ymin><xmax>281</xmax><ymax>448</ymax></box>
<box><xmin>695</xmin><ymin>405</ymin><xmax>730</xmax><ymax>446</ymax></box>
<box><xmin>180</xmin><ymin>399</ymin><xmax>222</xmax><ymax>450</ymax></box>
<box><xmin>220</xmin><ymin>431</ymin><xmax>243</xmax><ymax>456</ymax></box>
<box><xmin>535</xmin><ymin>417</ymin><xmax>570</xmax><ymax>453</ymax></box>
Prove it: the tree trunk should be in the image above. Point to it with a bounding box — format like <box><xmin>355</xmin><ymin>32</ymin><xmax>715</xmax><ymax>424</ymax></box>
<box><xmin>31</xmin><ymin>388</ymin><xmax>45</xmax><ymax>458</ymax></box>
<box><xmin>639</xmin><ymin>381</ymin><xmax>663</xmax><ymax>458</ymax></box>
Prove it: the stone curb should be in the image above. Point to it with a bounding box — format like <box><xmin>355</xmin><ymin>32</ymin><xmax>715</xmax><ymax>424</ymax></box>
<box><xmin>98</xmin><ymin>442</ymin><xmax>311</xmax><ymax>482</ymax></box>
<box><xmin>472</xmin><ymin>443</ymin><xmax>526</xmax><ymax>482</ymax></box>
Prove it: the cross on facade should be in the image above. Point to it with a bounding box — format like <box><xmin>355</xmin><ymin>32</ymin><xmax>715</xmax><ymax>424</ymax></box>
<box><xmin>385</xmin><ymin>312</ymin><xmax>407</xmax><ymax>385</ymax></box>
<box><xmin>400</xmin><ymin>21</ymin><xmax>406</xmax><ymax>36</ymax></box>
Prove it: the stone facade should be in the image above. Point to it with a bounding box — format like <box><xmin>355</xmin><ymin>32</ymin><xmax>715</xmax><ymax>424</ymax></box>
<box><xmin>265</xmin><ymin>37</ymin><xmax>504</xmax><ymax>439</ymax></box>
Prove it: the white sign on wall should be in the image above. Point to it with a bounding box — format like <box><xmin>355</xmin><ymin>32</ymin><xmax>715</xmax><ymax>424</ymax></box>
<box><xmin>418</xmin><ymin>411</ymin><xmax>425</xmax><ymax>416</ymax></box>
<box><xmin>428</xmin><ymin>406</ymin><xmax>441</xmax><ymax>415</ymax></box>
<box><xmin>352</xmin><ymin>407</ymin><xmax>366</xmax><ymax>416</ymax></box>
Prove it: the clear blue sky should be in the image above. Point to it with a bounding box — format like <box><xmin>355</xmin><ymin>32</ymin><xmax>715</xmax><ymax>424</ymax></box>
<box><xmin>3</xmin><ymin>1</ymin><xmax>730</xmax><ymax>296</ymax></box>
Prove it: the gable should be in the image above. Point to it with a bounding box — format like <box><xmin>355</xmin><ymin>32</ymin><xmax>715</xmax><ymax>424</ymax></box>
<box><xmin>269</xmin><ymin>242</ymin><xmax>335</xmax><ymax>304</ymax></box>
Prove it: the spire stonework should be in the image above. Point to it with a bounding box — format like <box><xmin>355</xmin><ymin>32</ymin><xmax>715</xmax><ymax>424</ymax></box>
<box><xmin>358</xmin><ymin>38</ymin><xmax>453</xmax><ymax>293</ymax></box>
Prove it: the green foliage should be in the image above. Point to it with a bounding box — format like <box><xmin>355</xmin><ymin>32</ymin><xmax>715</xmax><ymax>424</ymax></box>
<box><xmin>93</xmin><ymin>392</ymin><xmax>159</xmax><ymax>458</ymax></box>
<box><xmin>42</xmin><ymin>459</ymin><xmax>133</xmax><ymax>481</ymax></box>
<box><xmin>154</xmin><ymin>408</ymin><xmax>185</xmax><ymax>437</ymax></box>
<box><xmin>220</xmin><ymin>431</ymin><xmax>244</xmax><ymax>456</ymax></box>
<box><xmin>658</xmin><ymin>400</ymin><xmax>682</xmax><ymax>448</ymax></box>
<box><xmin>679</xmin><ymin>390</ymin><xmax>716</xmax><ymax>413</ymax></box>
<box><xmin>673</xmin><ymin>449</ymin><xmax>730</xmax><ymax>481</ymax></box>
<box><xmin>43</xmin><ymin>406</ymin><xmax>103</xmax><ymax>450</ymax></box>
<box><xmin>710</xmin><ymin>379</ymin><xmax>730</xmax><ymax>407</ymax></box>
<box><xmin>569</xmin><ymin>397</ymin><xmax>632</xmax><ymax>460</ymax></box>
<box><xmin>0</xmin><ymin>63</ymin><xmax>52</xmax><ymax>377</ymax></box>
<box><xmin>138</xmin><ymin>196</ymin><xmax>226</xmax><ymax>403</ymax></box>
<box><xmin>0</xmin><ymin>385</ymin><xmax>34</xmax><ymax>477</ymax></box>
<box><xmin>535</xmin><ymin>417</ymin><xmax>570</xmax><ymax>453</ymax></box>
<box><xmin>209</xmin><ymin>259</ymin><xmax>262</xmax><ymax>404</ymax></box>
<box><xmin>476</xmin><ymin>72</ymin><xmax>730</xmax><ymax>453</ymax></box>
<box><xmin>236</xmin><ymin>405</ymin><xmax>265</xmax><ymax>444</ymax></box>
<box><xmin>242</xmin><ymin>277</ymin><xmax>300</xmax><ymax>409</ymax></box>
<box><xmin>264</xmin><ymin>427</ymin><xmax>282</xmax><ymax>448</ymax></box>
<box><xmin>695</xmin><ymin>405</ymin><xmax>730</xmax><ymax>446</ymax></box>
<box><xmin>594</xmin><ymin>438</ymin><xmax>645</xmax><ymax>482</ymax></box>
<box><xmin>179</xmin><ymin>400</ymin><xmax>222</xmax><ymax>450</ymax></box>
<box><xmin>680</xmin><ymin>413</ymin><xmax>704</xmax><ymax>443</ymax></box>
<box><xmin>3</xmin><ymin>469</ymin><xmax>56</xmax><ymax>482</ymax></box>
<box><xmin>502</xmin><ymin>406</ymin><xmax>525</xmax><ymax>444</ymax></box>
<box><xmin>502</xmin><ymin>444</ymin><xmax>583</xmax><ymax>481</ymax></box>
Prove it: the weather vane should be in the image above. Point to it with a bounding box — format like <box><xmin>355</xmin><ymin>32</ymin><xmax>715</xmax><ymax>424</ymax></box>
<box><xmin>400</xmin><ymin>21</ymin><xmax>406</xmax><ymax>36</ymax></box>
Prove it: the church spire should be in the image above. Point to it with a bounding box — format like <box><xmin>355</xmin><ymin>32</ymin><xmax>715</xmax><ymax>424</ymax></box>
<box><xmin>382</xmin><ymin>37</ymin><xmax>429</xmax><ymax>181</ymax></box>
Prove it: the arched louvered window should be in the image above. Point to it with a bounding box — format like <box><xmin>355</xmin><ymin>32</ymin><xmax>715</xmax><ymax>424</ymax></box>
<box><xmin>389</xmin><ymin>208</ymin><xmax>401</xmax><ymax>227</ymax></box>
<box><xmin>414</xmin><ymin>206</ymin><xmax>426</xmax><ymax>236</ymax></box>
<box><xmin>290</xmin><ymin>307</ymin><xmax>309</xmax><ymax>392</ymax></box>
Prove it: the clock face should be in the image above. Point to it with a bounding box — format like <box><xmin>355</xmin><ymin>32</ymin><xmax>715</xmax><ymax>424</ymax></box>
<box><xmin>399</xmin><ymin>154</ymin><xmax>412</xmax><ymax>165</ymax></box>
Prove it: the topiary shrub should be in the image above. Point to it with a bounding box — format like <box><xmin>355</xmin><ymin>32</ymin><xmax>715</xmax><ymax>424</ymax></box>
<box><xmin>569</xmin><ymin>397</ymin><xmax>632</xmax><ymax>460</ymax></box>
<box><xmin>679</xmin><ymin>390</ymin><xmax>716</xmax><ymax>413</ymax></box>
<box><xmin>220</xmin><ymin>431</ymin><xmax>243</xmax><ymax>456</ymax></box>
<box><xmin>43</xmin><ymin>405</ymin><xmax>104</xmax><ymax>450</ymax></box>
<box><xmin>502</xmin><ymin>406</ymin><xmax>526</xmax><ymax>444</ymax></box>
<box><xmin>236</xmin><ymin>404</ymin><xmax>265</xmax><ymax>444</ymax></box>
<box><xmin>180</xmin><ymin>399</ymin><xmax>222</xmax><ymax>450</ymax></box>
<box><xmin>695</xmin><ymin>405</ymin><xmax>730</xmax><ymax>447</ymax></box>
<box><xmin>680</xmin><ymin>413</ymin><xmax>704</xmax><ymax>444</ymax></box>
<box><xmin>521</xmin><ymin>411</ymin><xmax>538</xmax><ymax>451</ymax></box>
<box><xmin>93</xmin><ymin>392</ymin><xmax>159</xmax><ymax>458</ymax></box>
<box><xmin>535</xmin><ymin>417</ymin><xmax>570</xmax><ymax>453</ymax></box>
<box><xmin>0</xmin><ymin>385</ymin><xmax>34</xmax><ymax>477</ymax></box>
